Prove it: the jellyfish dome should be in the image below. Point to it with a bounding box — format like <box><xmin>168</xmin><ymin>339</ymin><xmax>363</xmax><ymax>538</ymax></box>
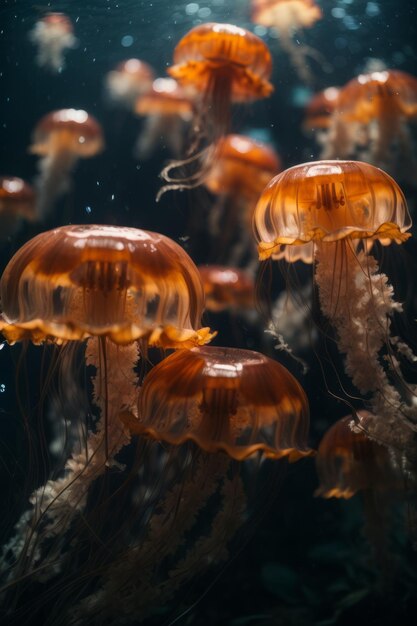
<box><xmin>123</xmin><ymin>345</ymin><xmax>312</xmax><ymax>461</ymax></box>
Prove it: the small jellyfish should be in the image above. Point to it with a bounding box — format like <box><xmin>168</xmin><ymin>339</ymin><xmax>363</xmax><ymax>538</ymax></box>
<box><xmin>0</xmin><ymin>225</ymin><xmax>213</xmax><ymax>608</ymax></box>
<box><xmin>320</xmin><ymin>70</ymin><xmax>417</xmax><ymax>184</ymax></box>
<box><xmin>29</xmin><ymin>109</ymin><xmax>104</xmax><ymax>219</ymax></box>
<box><xmin>198</xmin><ymin>265</ymin><xmax>255</xmax><ymax>312</ymax></box>
<box><xmin>105</xmin><ymin>58</ymin><xmax>155</xmax><ymax>109</ymax></box>
<box><xmin>134</xmin><ymin>77</ymin><xmax>194</xmax><ymax>159</ymax></box>
<box><xmin>160</xmin><ymin>23</ymin><xmax>273</xmax><ymax>193</ymax></box>
<box><xmin>29</xmin><ymin>12</ymin><xmax>77</xmax><ymax>72</ymax></box>
<box><xmin>0</xmin><ymin>176</ymin><xmax>36</xmax><ymax>241</ymax></box>
<box><xmin>251</xmin><ymin>0</ymin><xmax>322</xmax><ymax>85</ymax></box>
<box><xmin>316</xmin><ymin>414</ymin><xmax>404</xmax><ymax>573</ymax></box>
<box><xmin>302</xmin><ymin>86</ymin><xmax>340</xmax><ymax>134</ymax></box>
<box><xmin>253</xmin><ymin>160</ymin><xmax>417</xmax><ymax>455</ymax></box>
<box><xmin>204</xmin><ymin>133</ymin><xmax>281</xmax><ymax>263</ymax></box>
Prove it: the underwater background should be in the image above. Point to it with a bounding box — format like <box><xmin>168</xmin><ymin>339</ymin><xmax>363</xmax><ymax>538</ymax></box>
<box><xmin>1</xmin><ymin>1</ymin><xmax>417</xmax><ymax>625</ymax></box>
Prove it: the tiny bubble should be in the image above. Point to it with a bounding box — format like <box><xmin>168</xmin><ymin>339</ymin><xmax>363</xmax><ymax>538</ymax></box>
<box><xmin>85</xmin><ymin>206</ymin><xmax>92</xmax><ymax>214</ymax></box>
<box><xmin>0</xmin><ymin>384</ymin><xmax>5</xmax><ymax>393</ymax></box>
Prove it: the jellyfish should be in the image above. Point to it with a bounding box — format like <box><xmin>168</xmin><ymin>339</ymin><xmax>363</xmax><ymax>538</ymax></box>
<box><xmin>253</xmin><ymin>160</ymin><xmax>417</xmax><ymax>456</ymax></box>
<box><xmin>0</xmin><ymin>224</ymin><xmax>213</xmax><ymax>608</ymax></box>
<box><xmin>105</xmin><ymin>58</ymin><xmax>155</xmax><ymax>109</ymax></box>
<box><xmin>29</xmin><ymin>109</ymin><xmax>104</xmax><ymax>219</ymax></box>
<box><xmin>73</xmin><ymin>345</ymin><xmax>312</xmax><ymax>623</ymax></box>
<box><xmin>0</xmin><ymin>176</ymin><xmax>36</xmax><ymax>242</ymax></box>
<box><xmin>316</xmin><ymin>414</ymin><xmax>404</xmax><ymax>575</ymax></box>
<box><xmin>160</xmin><ymin>23</ymin><xmax>273</xmax><ymax>193</ymax></box>
<box><xmin>203</xmin><ymin>134</ymin><xmax>281</xmax><ymax>264</ymax></box>
<box><xmin>320</xmin><ymin>70</ymin><xmax>417</xmax><ymax>184</ymax></box>
<box><xmin>251</xmin><ymin>0</ymin><xmax>322</xmax><ymax>86</ymax></box>
<box><xmin>302</xmin><ymin>86</ymin><xmax>340</xmax><ymax>138</ymax></box>
<box><xmin>198</xmin><ymin>265</ymin><xmax>255</xmax><ymax>313</ymax></box>
<box><xmin>134</xmin><ymin>77</ymin><xmax>194</xmax><ymax>159</ymax></box>
<box><xmin>29</xmin><ymin>12</ymin><xmax>77</xmax><ymax>73</ymax></box>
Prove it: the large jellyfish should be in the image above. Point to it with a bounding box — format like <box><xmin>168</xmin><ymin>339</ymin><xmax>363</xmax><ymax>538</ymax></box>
<box><xmin>253</xmin><ymin>160</ymin><xmax>417</xmax><ymax>456</ymax></box>
<box><xmin>0</xmin><ymin>176</ymin><xmax>36</xmax><ymax>242</ymax></box>
<box><xmin>134</xmin><ymin>77</ymin><xmax>194</xmax><ymax>159</ymax></box>
<box><xmin>204</xmin><ymin>133</ymin><xmax>281</xmax><ymax>264</ymax></box>
<box><xmin>320</xmin><ymin>70</ymin><xmax>417</xmax><ymax>184</ymax></box>
<box><xmin>72</xmin><ymin>345</ymin><xmax>312</xmax><ymax>623</ymax></box>
<box><xmin>105</xmin><ymin>58</ymin><xmax>155</xmax><ymax>109</ymax></box>
<box><xmin>251</xmin><ymin>0</ymin><xmax>322</xmax><ymax>86</ymax></box>
<box><xmin>160</xmin><ymin>23</ymin><xmax>273</xmax><ymax>193</ymax></box>
<box><xmin>29</xmin><ymin>109</ymin><xmax>104</xmax><ymax>219</ymax></box>
<box><xmin>0</xmin><ymin>224</ymin><xmax>213</xmax><ymax>621</ymax></box>
<box><xmin>29</xmin><ymin>12</ymin><xmax>77</xmax><ymax>73</ymax></box>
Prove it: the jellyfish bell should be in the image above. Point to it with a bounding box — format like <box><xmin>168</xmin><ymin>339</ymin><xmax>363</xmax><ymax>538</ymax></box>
<box><xmin>321</xmin><ymin>69</ymin><xmax>417</xmax><ymax>184</ymax></box>
<box><xmin>159</xmin><ymin>23</ymin><xmax>273</xmax><ymax>194</ymax></box>
<box><xmin>0</xmin><ymin>176</ymin><xmax>36</xmax><ymax>241</ymax></box>
<box><xmin>29</xmin><ymin>12</ymin><xmax>77</xmax><ymax>72</ymax></box>
<box><xmin>198</xmin><ymin>265</ymin><xmax>255</xmax><ymax>313</ymax></box>
<box><xmin>105</xmin><ymin>58</ymin><xmax>155</xmax><ymax>109</ymax></box>
<box><xmin>29</xmin><ymin>109</ymin><xmax>104</xmax><ymax>219</ymax></box>
<box><xmin>123</xmin><ymin>345</ymin><xmax>312</xmax><ymax>461</ymax></box>
<box><xmin>302</xmin><ymin>86</ymin><xmax>340</xmax><ymax>135</ymax></box>
<box><xmin>134</xmin><ymin>77</ymin><xmax>194</xmax><ymax>158</ymax></box>
<box><xmin>253</xmin><ymin>160</ymin><xmax>417</xmax><ymax>455</ymax></box>
<box><xmin>251</xmin><ymin>0</ymin><xmax>322</xmax><ymax>86</ymax></box>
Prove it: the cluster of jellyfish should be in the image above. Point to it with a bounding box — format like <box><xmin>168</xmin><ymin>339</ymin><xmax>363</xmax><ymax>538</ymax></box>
<box><xmin>1</xmin><ymin>4</ymin><xmax>417</xmax><ymax>625</ymax></box>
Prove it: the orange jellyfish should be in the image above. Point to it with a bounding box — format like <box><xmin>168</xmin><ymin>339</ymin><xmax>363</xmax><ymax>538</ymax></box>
<box><xmin>253</xmin><ymin>160</ymin><xmax>417</xmax><ymax>453</ymax></box>
<box><xmin>251</xmin><ymin>0</ymin><xmax>322</xmax><ymax>86</ymax></box>
<box><xmin>302</xmin><ymin>86</ymin><xmax>340</xmax><ymax>135</ymax></box>
<box><xmin>105</xmin><ymin>58</ymin><xmax>155</xmax><ymax>109</ymax></box>
<box><xmin>160</xmin><ymin>23</ymin><xmax>273</xmax><ymax>192</ymax></box>
<box><xmin>321</xmin><ymin>70</ymin><xmax>417</xmax><ymax>184</ymax></box>
<box><xmin>198</xmin><ymin>265</ymin><xmax>255</xmax><ymax>312</ymax></box>
<box><xmin>30</xmin><ymin>108</ymin><xmax>104</xmax><ymax>219</ymax></box>
<box><xmin>29</xmin><ymin>12</ymin><xmax>77</xmax><ymax>72</ymax></box>
<box><xmin>0</xmin><ymin>224</ymin><xmax>213</xmax><ymax>600</ymax></box>
<box><xmin>0</xmin><ymin>176</ymin><xmax>36</xmax><ymax>241</ymax></box>
<box><xmin>316</xmin><ymin>414</ymin><xmax>404</xmax><ymax>573</ymax></box>
<box><xmin>204</xmin><ymin>134</ymin><xmax>281</xmax><ymax>263</ymax></box>
<box><xmin>134</xmin><ymin>77</ymin><xmax>194</xmax><ymax>158</ymax></box>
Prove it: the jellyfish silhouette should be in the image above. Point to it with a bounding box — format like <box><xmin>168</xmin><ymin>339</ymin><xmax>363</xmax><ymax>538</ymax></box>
<box><xmin>134</xmin><ymin>77</ymin><xmax>194</xmax><ymax>159</ymax></box>
<box><xmin>105</xmin><ymin>58</ymin><xmax>155</xmax><ymax>109</ymax></box>
<box><xmin>30</xmin><ymin>109</ymin><xmax>104</xmax><ymax>219</ymax></box>
<box><xmin>159</xmin><ymin>23</ymin><xmax>273</xmax><ymax>195</ymax></box>
<box><xmin>253</xmin><ymin>160</ymin><xmax>417</xmax><ymax>454</ymax></box>
<box><xmin>29</xmin><ymin>12</ymin><xmax>77</xmax><ymax>73</ymax></box>
<box><xmin>251</xmin><ymin>0</ymin><xmax>323</xmax><ymax>86</ymax></box>
<box><xmin>0</xmin><ymin>224</ymin><xmax>213</xmax><ymax>620</ymax></box>
<box><xmin>320</xmin><ymin>70</ymin><xmax>417</xmax><ymax>184</ymax></box>
<box><xmin>198</xmin><ymin>265</ymin><xmax>255</xmax><ymax>313</ymax></box>
<box><xmin>0</xmin><ymin>176</ymin><xmax>36</xmax><ymax>241</ymax></box>
<box><xmin>71</xmin><ymin>345</ymin><xmax>312</xmax><ymax>623</ymax></box>
<box><xmin>204</xmin><ymin>133</ymin><xmax>281</xmax><ymax>264</ymax></box>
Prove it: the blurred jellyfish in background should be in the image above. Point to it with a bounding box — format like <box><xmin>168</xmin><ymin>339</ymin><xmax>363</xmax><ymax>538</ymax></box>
<box><xmin>302</xmin><ymin>86</ymin><xmax>340</xmax><ymax>150</ymax></box>
<box><xmin>29</xmin><ymin>13</ymin><xmax>77</xmax><ymax>73</ymax></box>
<box><xmin>68</xmin><ymin>345</ymin><xmax>312</xmax><ymax>624</ymax></box>
<box><xmin>204</xmin><ymin>133</ymin><xmax>281</xmax><ymax>264</ymax></box>
<box><xmin>198</xmin><ymin>265</ymin><xmax>255</xmax><ymax>313</ymax></box>
<box><xmin>320</xmin><ymin>70</ymin><xmax>417</xmax><ymax>185</ymax></box>
<box><xmin>29</xmin><ymin>109</ymin><xmax>104</xmax><ymax>219</ymax></box>
<box><xmin>0</xmin><ymin>224</ymin><xmax>213</xmax><ymax>622</ymax></box>
<box><xmin>316</xmin><ymin>414</ymin><xmax>405</xmax><ymax>575</ymax></box>
<box><xmin>251</xmin><ymin>0</ymin><xmax>323</xmax><ymax>86</ymax></box>
<box><xmin>253</xmin><ymin>160</ymin><xmax>417</xmax><ymax>461</ymax></box>
<box><xmin>105</xmin><ymin>58</ymin><xmax>155</xmax><ymax>109</ymax></box>
<box><xmin>0</xmin><ymin>176</ymin><xmax>36</xmax><ymax>242</ymax></box>
<box><xmin>160</xmin><ymin>23</ymin><xmax>274</xmax><ymax>194</ymax></box>
<box><xmin>134</xmin><ymin>77</ymin><xmax>194</xmax><ymax>159</ymax></box>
